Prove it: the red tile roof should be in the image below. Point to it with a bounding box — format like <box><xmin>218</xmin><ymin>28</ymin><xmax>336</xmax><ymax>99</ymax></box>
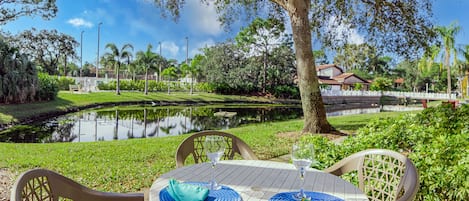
<box><xmin>394</xmin><ymin>78</ymin><xmax>404</xmax><ymax>84</ymax></box>
<box><xmin>316</xmin><ymin>64</ymin><xmax>344</xmax><ymax>73</ymax></box>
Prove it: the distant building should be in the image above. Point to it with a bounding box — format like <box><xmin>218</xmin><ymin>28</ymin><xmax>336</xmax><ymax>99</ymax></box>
<box><xmin>316</xmin><ymin>64</ymin><xmax>370</xmax><ymax>90</ymax></box>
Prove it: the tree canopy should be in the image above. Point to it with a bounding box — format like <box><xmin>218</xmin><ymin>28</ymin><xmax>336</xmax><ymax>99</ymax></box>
<box><xmin>6</xmin><ymin>29</ymin><xmax>78</xmax><ymax>75</ymax></box>
<box><xmin>0</xmin><ymin>0</ymin><xmax>57</xmax><ymax>25</ymax></box>
<box><xmin>151</xmin><ymin>0</ymin><xmax>435</xmax><ymax>134</ymax></box>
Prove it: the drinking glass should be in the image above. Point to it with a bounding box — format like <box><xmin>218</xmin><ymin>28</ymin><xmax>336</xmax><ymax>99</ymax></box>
<box><xmin>291</xmin><ymin>142</ymin><xmax>315</xmax><ymax>200</ymax></box>
<box><xmin>204</xmin><ymin>135</ymin><xmax>226</xmax><ymax>190</ymax></box>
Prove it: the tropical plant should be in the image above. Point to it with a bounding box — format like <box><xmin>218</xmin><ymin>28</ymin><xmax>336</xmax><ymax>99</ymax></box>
<box><xmin>136</xmin><ymin>44</ymin><xmax>158</xmax><ymax>95</ymax></box>
<box><xmin>435</xmin><ymin>21</ymin><xmax>461</xmax><ymax>95</ymax></box>
<box><xmin>104</xmin><ymin>43</ymin><xmax>134</xmax><ymax>95</ymax></box>
<box><xmin>181</xmin><ymin>54</ymin><xmax>203</xmax><ymax>94</ymax></box>
<box><xmin>162</xmin><ymin>66</ymin><xmax>178</xmax><ymax>94</ymax></box>
<box><xmin>0</xmin><ymin>39</ymin><xmax>39</xmax><ymax>103</ymax></box>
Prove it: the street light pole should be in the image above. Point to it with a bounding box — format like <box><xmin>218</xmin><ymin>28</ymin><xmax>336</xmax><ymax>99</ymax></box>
<box><xmin>185</xmin><ymin>36</ymin><xmax>189</xmax><ymax>64</ymax></box>
<box><xmin>80</xmin><ymin>30</ymin><xmax>84</xmax><ymax>77</ymax></box>
<box><xmin>97</xmin><ymin>22</ymin><xmax>102</xmax><ymax>79</ymax></box>
<box><xmin>159</xmin><ymin>41</ymin><xmax>162</xmax><ymax>82</ymax></box>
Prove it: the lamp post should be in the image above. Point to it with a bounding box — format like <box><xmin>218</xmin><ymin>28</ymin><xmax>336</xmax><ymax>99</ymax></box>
<box><xmin>80</xmin><ymin>30</ymin><xmax>84</xmax><ymax>77</ymax></box>
<box><xmin>159</xmin><ymin>41</ymin><xmax>162</xmax><ymax>82</ymax></box>
<box><xmin>96</xmin><ymin>22</ymin><xmax>102</xmax><ymax>79</ymax></box>
<box><xmin>185</xmin><ymin>36</ymin><xmax>189</xmax><ymax>65</ymax></box>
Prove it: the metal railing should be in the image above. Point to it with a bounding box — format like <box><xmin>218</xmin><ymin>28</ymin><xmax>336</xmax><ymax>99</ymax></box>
<box><xmin>321</xmin><ymin>90</ymin><xmax>456</xmax><ymax>100</ymax></box>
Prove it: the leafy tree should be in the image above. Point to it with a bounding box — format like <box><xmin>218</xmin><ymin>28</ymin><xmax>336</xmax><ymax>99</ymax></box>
<box><xmin>7</xmin><ymin>28</ymin><xmax>78</xmax><ymax>75</ymax></box>
<box><xmin>313</xmin><ymin>49</ymin><xmax>328</xmax><ymax>65</ymax></box>
<box><xmin>333</xmin><ymin>43</ymin><xmax>385</xmax><ymax>74</ymax></box>
<box><xmin>236</xmin><ymin>17</ymin><xmax>288</xmax><ymax>93</ymax></box>
<box><xmin>435</xmin><ymin>21</ymin><xmax>461</xmax><ymax>95</ymax></box>
<box><xmin>370</xmin><ymin>77</ymin><xmax>393</xmax><ymax>91</ymax></box>
<box><xmin>136</xmin><ymin>44</ymin><xmax>158</xmax><ymax>95</ymax></box>
<box><xmin>0</xmin><ymin>0</ymin><xmax>57</xmax><ymax>25</ymax></box>
<box><xmin>151</xmin><ymin>0</ymin><xmax>434</xmax><ymax>134</ymax></box>
<box><xmin>162</xmin><ymin>66</ymin><xmax>178</xmax><ymax>94</ymax></box>
<box><xmin>104</xmin><ymin>43</ymin><xmax>134</xmax><ymax>95</ymax></box>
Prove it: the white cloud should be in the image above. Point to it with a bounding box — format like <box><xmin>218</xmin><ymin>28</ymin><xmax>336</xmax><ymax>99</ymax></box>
<box><xmin>162</xmin><ymin>41</ymin><xmax>180</xmax><ymax>57</ymax></box>
<box><xmin>189</xmin><ymin>39</ymin><xmax>216</xmax><ymax>57</ymax></box>
<box><xmin>185</xmin><ymin>1</ymin><xmax>222</xmax><ymax>36</ymax></box>
<box><xmin>326</xmin><ymin>16</ymin><xmax>364</xmax><ymax>45</ymax></box>
<box><xmin>67</xmin><ymin>18</ymin><xmax>94</xmax><ymax>28</ymax></box>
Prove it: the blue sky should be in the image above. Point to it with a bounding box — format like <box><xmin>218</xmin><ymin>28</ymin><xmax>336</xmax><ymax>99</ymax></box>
<box><xmin>1</xmin><ymin>0</ymin><xmax>469</xmax><ymax>65</ymax></box>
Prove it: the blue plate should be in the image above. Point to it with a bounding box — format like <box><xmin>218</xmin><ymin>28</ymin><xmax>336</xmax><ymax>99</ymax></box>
<box><xmin>159</xmin><ymin>182</ymin><xmax>242</xmax><ymax>201</ymax></box>
<box><xmin>269</xmin><ymin>191</ymin><xmax>344</xmax><ymax>201</ymax></box>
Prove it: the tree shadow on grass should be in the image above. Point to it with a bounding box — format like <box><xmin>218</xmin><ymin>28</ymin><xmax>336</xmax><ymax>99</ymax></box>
<box><xmin>0</xmin><ymin>97</ymin><xmax>75</xmax><ymax>126</ymax></box>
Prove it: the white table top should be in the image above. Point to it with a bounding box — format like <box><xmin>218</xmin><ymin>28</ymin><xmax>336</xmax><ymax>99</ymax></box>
<box><xmin>150</xmin><ymin>160</ymin><xmax>368</xmax><ymax>201</ymax></box>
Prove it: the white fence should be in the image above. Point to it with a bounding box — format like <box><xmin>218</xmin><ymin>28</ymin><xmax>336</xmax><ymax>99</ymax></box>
<box><xmin>321</xmin><ymin>90</ymin><xmax>456</xmax><ymax>100</ymax></box>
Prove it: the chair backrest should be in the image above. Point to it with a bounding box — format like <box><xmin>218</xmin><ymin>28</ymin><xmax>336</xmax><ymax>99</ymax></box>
<box><xmin>324</xmin><ymin>149</ymin><xmax>419</xmax><ymax>201</ymax></box>
<box><xmin>11</xmin><ymin>168</ymin><xmax>144</xmax><ymax>201</ymax></box>
<box><xmin>175</xmin><ymin>130</ymin><xmax>258</xmax><ymax>168</ymax></box>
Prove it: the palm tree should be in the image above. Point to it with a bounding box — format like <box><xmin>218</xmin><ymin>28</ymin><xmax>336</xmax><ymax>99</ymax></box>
<box><xmin>181</xmin><ymin>54</ymin><xmax>203</xmax><ymax>94</ymax></box>
<box><xmin>162</xmin><ymin>66</ymin><xmax>178</xmax><ymax>94</ymax></box>
<box><xmin>104</xmin><ymin>43</ymin><xmax>134</xmax><ymax>95</ymax></box>
<box><xmin>136</xmin><ymin>44</ymin><xmax>157</xmax><ymax>95</ymax></box>
<box><xmin>435</xmin><ymin>21</ymin><xmax>461</xmax><ymax>95</ymax></box>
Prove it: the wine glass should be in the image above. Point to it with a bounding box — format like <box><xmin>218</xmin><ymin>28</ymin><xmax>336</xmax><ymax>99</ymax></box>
<box><xmin>291</xmin><ymin>142</ymin><xmax>315</xmax><ymax>200</ymax></box>
<box><xmin>204</xmin><ymin>135</ymin><xmax>226</xmax><ymax>190</ymax></box>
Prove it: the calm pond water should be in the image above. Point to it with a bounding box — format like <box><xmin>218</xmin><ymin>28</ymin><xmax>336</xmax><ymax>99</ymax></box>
<box><xmin>0</xmin><ymin>104</ymin><xmax>382</xmax><ymax>143</ymax></box>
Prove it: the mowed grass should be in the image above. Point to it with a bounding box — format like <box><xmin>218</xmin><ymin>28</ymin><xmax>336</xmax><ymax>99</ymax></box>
<box><xmin>0</xmin><ymin>110</ymin><xmax>412</xmax><ymax>193</ymax></box>
<box><xmin>0</xmin><ymin>91</ymin><xmax>274</xmax><ymax>125</ymax></box>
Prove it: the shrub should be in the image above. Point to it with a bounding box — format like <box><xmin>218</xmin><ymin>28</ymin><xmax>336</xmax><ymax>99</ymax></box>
<box><xmin>57</xmin><ymin>76</ymin><xmax>76</xmax><ymax>90</ymax></box>
<box><xmin>37</xmin><ymin>73</ymin><xmax>59</xmax><ymax>101</ymax></box>
<box><xmin>303</xmin><ymin>104</ymin><xmax>469</xmax><ymax>200</ymax></box>
<box><xmin>272</xmin><ymin>85</ymin><xmax>300</xmax><ymax>99</ymax></box>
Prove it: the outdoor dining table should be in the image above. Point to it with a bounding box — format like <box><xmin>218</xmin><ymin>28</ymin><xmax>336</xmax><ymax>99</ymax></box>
<box><xmin>149</xmin><ymin>160</ymin><xmax>368</xmax><ymax>201</ymax></box>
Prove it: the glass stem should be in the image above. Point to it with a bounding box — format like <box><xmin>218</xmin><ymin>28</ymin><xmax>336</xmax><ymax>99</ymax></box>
<box><xmin>210</xmin><ymin>162</ymin><xmax>216</xmax><ymax>189</ymax></box>
<box><xmin>299</xmin><ymin>167</ymin><xmax>306</xmax><ymax>198</ymax></box>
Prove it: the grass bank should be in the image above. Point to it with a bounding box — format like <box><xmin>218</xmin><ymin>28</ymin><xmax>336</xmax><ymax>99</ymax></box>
<box><xmin>0</xmin><ymin>110</ymin><xmax>412</xmax><ymax>193</ymax></box>
<box><xmin>0</xmin><ymin>91</ymin><xmax>279</xmax><ymax>126</ymax></box>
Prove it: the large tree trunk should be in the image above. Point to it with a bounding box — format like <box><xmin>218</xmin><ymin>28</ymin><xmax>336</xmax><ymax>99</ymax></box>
<box><xmin>285</xmin><ymin>0</ymin><xmax>332</xmax><ymax>133</ymax></box>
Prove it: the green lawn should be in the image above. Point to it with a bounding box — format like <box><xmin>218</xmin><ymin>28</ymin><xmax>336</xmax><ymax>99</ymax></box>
<box><xmin>0</xmin><ymin>110</ymin><xmax>411</xmax><ymax>193</ymax></box>
<box><xmin>0</xmin><ymin>91</ymin><xmax>277</xmax><ymax>125</ymax></box>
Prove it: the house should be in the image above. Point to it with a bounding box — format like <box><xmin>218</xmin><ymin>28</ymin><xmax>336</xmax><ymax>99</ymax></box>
<box><xmin>316</xmin><ymin>64</ymin><xmax>370</xmax><ymax>90</ymax></box>
<box><xmin>394</xmin><ymin>78</ymin><xmax>404</xmax><ymax>89</ymax></box>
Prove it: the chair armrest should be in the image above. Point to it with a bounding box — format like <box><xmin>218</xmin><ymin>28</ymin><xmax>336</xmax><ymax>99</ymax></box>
<box><xmin>323</xmin><ymin>153</ymin><xmax>363</xmax><ymax>176</ymax></box>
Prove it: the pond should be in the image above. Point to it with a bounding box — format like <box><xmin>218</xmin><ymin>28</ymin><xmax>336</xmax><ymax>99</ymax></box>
<box><xmin>0</xmin><ymin>104</ymin><xmax>381</xmax><ymax>143</ymax></box>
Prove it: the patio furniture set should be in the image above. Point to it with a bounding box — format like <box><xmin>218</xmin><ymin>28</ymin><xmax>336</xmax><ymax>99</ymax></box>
<box><xmin>10</xmin><ymin>131</ymin><xmax>419</xmax><ymax>201</ymax></box>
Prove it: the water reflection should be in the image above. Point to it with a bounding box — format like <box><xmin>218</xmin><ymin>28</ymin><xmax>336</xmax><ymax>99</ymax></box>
<box><xmin>0</xmin><ymin>104</ymin><xmax>386</xmax><ymax>143</ymax></box>
<box><xmin>2</xmin><ymin>105</ymin><xmax>304</xmax><ymax>143</ymax></box>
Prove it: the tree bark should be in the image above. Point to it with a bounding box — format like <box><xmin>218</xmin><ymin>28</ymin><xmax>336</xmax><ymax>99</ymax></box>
<box><xmin>284</xmin><ymin>0</ymin><xmax>332</xmax><ymax>133</ymax></box>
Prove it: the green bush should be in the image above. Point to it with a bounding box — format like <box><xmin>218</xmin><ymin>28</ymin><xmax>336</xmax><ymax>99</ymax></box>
<box><xmin>195</xmin><ymin>82</ymin><xmax>215</xmax><ymax>93</ymax></box>
<box><xmin>303</xmin><ymin>104</ymin><xmax>469</xmax><ymax>200</ymax></box>
<box><xmin>57</xmin><ymin>76</ymin><xmax>76</xmax><ymax>90</ymax></box>
<box><xmin>272</xmin><ymin>85</ymin><xmax>300</xmax><ymax>99</ymax></box>
<box><xmin>37</xmin><ymin>73</ymin><xmax>59</xmax><ymax>101</ymax></box>
<box><xmin>96</xmin><ymin>80</ymin><xmax>214</xmax><ymax>93</ymax></box>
